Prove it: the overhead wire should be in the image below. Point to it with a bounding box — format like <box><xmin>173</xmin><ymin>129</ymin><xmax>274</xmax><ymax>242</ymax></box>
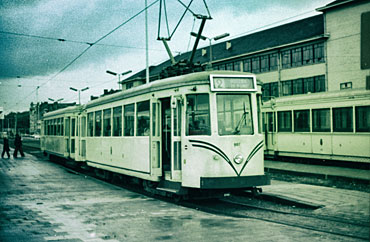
<box><xmin>6</xmin><ymin>0</ymin><xmax>160</xmax><ymax>112</ymax></box>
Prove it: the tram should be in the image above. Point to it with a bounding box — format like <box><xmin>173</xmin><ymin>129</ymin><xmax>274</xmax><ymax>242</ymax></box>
<box><xmin>262</xmin><ymin>89</ymin><xmax>370</xmax><ymax>164</ymax></box>
<box><xmin>41</xmin><ymin>71</ymin><xmax>270</xmax><ymax>197</ymax></box>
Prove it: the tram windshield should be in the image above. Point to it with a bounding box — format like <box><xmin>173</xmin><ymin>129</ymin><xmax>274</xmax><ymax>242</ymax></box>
<box><xmin>217</xmin><ymin>94</ymin><xmax>253</xmax><ymax>135</ymax></box>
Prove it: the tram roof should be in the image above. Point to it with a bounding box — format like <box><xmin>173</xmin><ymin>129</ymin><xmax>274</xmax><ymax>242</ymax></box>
<box><xmin>43</xmin><ymin>105</ymin><xmax>83</xmax><ymax>119</ymax></box>
<box><xmin>86</xmin><ymin>70</ymin><xmax>257</xmax><ymax>109</ymax></box>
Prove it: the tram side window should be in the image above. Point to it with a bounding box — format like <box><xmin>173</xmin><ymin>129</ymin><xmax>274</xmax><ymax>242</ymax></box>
<box><xmin>81</xmin><ymin>117</ymin><xmax>86</xmax><ymax>137</ymax></box>
<box><xmin>113</xmin><ymin>106</ymin><xmax>122</xmax><ymax>136</ymax></box>
<box><xmin>71</xmin><ymin>118</ymin><xmax>75</xmax><ymax>137</ymax></box>
<box><xmin>186</xmin><ymin>94</ymin><xmax>211</xmax><ymax>136</ymax></box>
<box><xmin>294</xmin><ymin>110</ymin><xmax>310</xmax><ymax>132</ymax></box>
<box><xmin>333</xmin><ymin>107</ymin><xmax>353</xmax><ymax>132</ymax></box>
<box><xmin>137</xmin><ymin>101</ymin><xmax>150</xmax><ymax>136</ymax></box>
<box><xmin>312</xmin><ymin>108</ymin><xmax>330</xmax><ymax>132</ymax></box>
<box><xmin>95</xmin><ymin>111</ymin><xmax>102</xmax><ymax>136</ymax></box>
<box><xmin>103</xmin><ymin>108</ymin><xmax>111</xmax><ymax>136</ymax></box>
<box><xmin>124</xmin><ymin>103</ymin><xmax>135</xmax><ymax>136</ymax></box>
<box><xmin>65</xmin><ymin>118</ymin><xmax>70</xmax><ymax>136</ymax></box>
<box><xmin>277</xmin><ymin>111</ymin><xmax>292</xmax><ymax>132</ymax></box>
<box><xmin>356</xmin><ymin>106</ymin><xmax>370</xmax><ymax>132</ymax></box>
<box><xmin>217</xmin><ymin>94</ymin><xmax>253</xmax><ymax>135</ymax></box>
<box><xmin>60</xmin><ymin>118</ymin><xmax>64</xmax><ymax>136</ymax></box>
<box><xmin>87</xmin><ymin>112</ymin><xmax>94</xmax><ymax>136</ymax></box>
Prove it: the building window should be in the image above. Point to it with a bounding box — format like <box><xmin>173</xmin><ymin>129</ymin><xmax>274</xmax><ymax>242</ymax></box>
<box><xmin>226</xmin><ymin>62</ymin><xmax>234</xmax><ymax>70</ymax></box>
<box><xmin>87</xmin><ymin>112</ymin><xmax>94</xmax><ymax>136</ymax></box>
<box><xmin>303</xmin><ymin>77</ymin><xmax>315</xmax><ymax>93</ymax></box>
<box><xmin>218</xmin><ymin>64</ymin><xmax>226</xmax><ymax>70</ymax></box>
<box><xmin>124</xmin><ymin>103</ymin><xmax>135</xmax><ymax>136</ymax></box>
<box><xmin>186</xmin><ymin>94</ymin><xmax>211</xmax><ymax>135</ymax></box>
<box><xmin>278</xmin><ymin>111</ymin><xmax>292</xmax><ymax>132</ymax></box>
<box><xmin>340</xmin><ymin>82</ymin><xmax>352</xmax><ymax>90</ymax></box>
<box><xmin>269</xmin><ymin>53</ymin><xmax>278</xmax><ymax>71</ymax></box>
<box><xmin>233</xmin><ymin>61</ymin><xmax>241</xmax><ymax>71</ymax></box>
<box><xmin>292</xmin><ymin>47</ymin><xmax>302</xmax><ymax>67</ymax></box>
<box><xmin>260</xmin><ymin>55</ymin><xmax>269</xmax><ymax>72</ymax></box>
<box><xmin>103</xmin><ymin>108</ymin><xmax>111</xmax><ymax>136</ymax></box>
<box><xmin>356</xmin><ymin>106</ymin><xmax>370</xmax><ymax>132</ymax></box>
<box><xmin>113</xmin><ymin>106</ymin><xmax>122</xmax><ymax>136</ymax></box>
<box><xmin>262</xmin><ymin>82</ymin><xmax>279</xmax><ymax>99</ymax></box>
<box><xmin>136</xmin><ymin>101</ymin><xmax>150</xmax><ymax>136</ymax></box>
<box><xmin>252</xmin><ymin>56</ymin><xmax>260</xmax><ymax>73</ymax></box>
<box><xmin>333</xmin><ymin>107</ymin><xmax>353</xmax><ymax>132</ymax></box>
<box><xmin>314</xmin><ymin>75</ymin><xmax>326</xmax><ymax>92</ymax></box>
<box><xmin>303</xmin><ymin>45</ymin><xmax>313</xmax><ymax>64</ymax></box>
<box><xmin>94</xmin><ymin>111</ymin><xmax>102</xmax><ymax>136</ymax></box>
<box><xmin>314</xmin><ymin>43</ymin><xmax>324</xmax><ymax>63</ymax></box>
<box><xmin>282</xmin><ymin>50</ymin><xmax>291</xmax><ymax>68</ymax></box>
<box><xmin>292</xmin><ymin>78</ymin><xmax>304</xmax><ymax>95</ymax></box>
<box><xmin>243</xmin><ymin>59</ymin><xmax>252</xmax><ymax>72</ymax></box>
<box><xmin>294</xmin><ymin>110</ymin><xmax>310</xmax><ymax>132</ymax></box>
<box><xmin>312</xmin><ymin>108</ymin><xmax>330</xmax><ymax>132</ymax></box>
<box><xmin>282</xmin><ymin>80</ymin><xmax>292</xmax><ymax>96</ymax></box>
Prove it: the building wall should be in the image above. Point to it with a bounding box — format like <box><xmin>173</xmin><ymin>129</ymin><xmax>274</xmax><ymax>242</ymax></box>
<box><xmin>325</xmin><ymin>1</ymin><xmax>370</xmax><ymax>91</ymax></box>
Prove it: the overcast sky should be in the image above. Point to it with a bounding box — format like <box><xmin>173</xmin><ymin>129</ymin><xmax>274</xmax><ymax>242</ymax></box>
<box><xmin>0</xmin><ymin>0</ymin><xmax>333</xmax><ymax>114</ymax></box>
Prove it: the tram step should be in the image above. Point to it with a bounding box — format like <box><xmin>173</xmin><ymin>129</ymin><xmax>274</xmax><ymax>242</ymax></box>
<box><xmin>156</xmin><ymin>187</ymin><xmax>180</xmax><ymax>194</ymax></box>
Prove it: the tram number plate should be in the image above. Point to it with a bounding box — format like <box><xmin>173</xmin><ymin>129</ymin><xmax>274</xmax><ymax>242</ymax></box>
<box><xmin>210</xmin><ymin>75</ymin><xmax>256</xmax><ymax>91</ymax></box>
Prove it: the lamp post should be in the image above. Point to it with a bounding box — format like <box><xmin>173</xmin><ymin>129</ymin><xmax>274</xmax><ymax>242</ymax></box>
<box><xmin>190</xmin><ymin>32</ymin><xmax>230</xmax><ymax>68</ymax></box>
<box><xmin>106</xmin><ymin>70</ymin><xmax>132</xmax><ymax>90</ymax></box>
<box><xmin>69</xmin><ymin>87</ymin><xmax>89</xmax><ymax>105</ymax></box>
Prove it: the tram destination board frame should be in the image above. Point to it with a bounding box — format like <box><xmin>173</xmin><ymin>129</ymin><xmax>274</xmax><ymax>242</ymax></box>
<box><xmin>210</xmin><ymin>74</ymin><xmax>257</xmax><ymax>92</ymax></box>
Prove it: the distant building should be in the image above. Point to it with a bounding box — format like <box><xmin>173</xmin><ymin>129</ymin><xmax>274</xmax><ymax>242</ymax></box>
<box><xmin>29</xmin><ymin>101</ymin><xmax>76</xmax><ymax>135</ymax></box>
<box><xmin>122</xmin><ymin>0</ymin><xmax>370</xmax><ymax>97</ymax></box>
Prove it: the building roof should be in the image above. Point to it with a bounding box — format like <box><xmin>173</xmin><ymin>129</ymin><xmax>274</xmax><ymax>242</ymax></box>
<box><xmin>316</xmin><ymin>0</ymin><xmax>365</xmax><ymax>11</ymax></box>
<box><xmin>125</xmin><ymin>14</ymin><xmax>324</xmax><ymax>81</ymax></box>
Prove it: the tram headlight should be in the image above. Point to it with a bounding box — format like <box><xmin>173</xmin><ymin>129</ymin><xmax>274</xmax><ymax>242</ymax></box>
<box><xmin>233</xmin><ymin>154</ymin><xmax>243</xmax><ymax>164</ymax></box>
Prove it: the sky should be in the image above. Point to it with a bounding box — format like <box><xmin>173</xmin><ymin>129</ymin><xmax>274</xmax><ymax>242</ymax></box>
<box><xmin>0</xmin><ymin>0</ymin><xmax>334</xmax><ymax>114</ymax></box>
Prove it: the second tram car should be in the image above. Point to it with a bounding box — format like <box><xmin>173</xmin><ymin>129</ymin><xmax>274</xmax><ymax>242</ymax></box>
<box><xmin>262</xmin><ymin>89</ymin><xmax>370</xmax><ymax>163</ymax></box>
<box><xmin>41</xmin><ymin>71</ymin><xmax>270</xmax><ymax>197</ymax></box>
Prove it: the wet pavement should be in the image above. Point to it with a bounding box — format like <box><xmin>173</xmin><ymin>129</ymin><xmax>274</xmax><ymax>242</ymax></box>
<box><xmin>0</xmin><ymin>146</ymin><xmax>369</xmax><ymax>242</ymax></box>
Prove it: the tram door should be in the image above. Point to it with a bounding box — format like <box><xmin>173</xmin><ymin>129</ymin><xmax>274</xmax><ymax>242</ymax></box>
<box><xmin>64</xmin><ymin>117</ymin><xmax>70</xmax><ymax>157</ymax></box>
<box><xmin>150</xmin><ymin>99</ymin><xmax>162</xmax><ymax>177</ymax></box>
<box><xmin>171</xmin><ymin>96</ymin><xmax>182</xmax><ymax>181</ymax></box>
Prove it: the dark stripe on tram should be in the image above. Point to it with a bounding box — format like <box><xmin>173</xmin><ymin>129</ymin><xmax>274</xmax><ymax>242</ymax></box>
<box><xmin>87</xmin><ymin>161</ymin><xmax>150</xmax><ymax>175</ymax></box>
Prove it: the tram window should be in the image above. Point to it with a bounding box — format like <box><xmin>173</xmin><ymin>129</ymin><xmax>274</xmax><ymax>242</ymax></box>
<box><xmin>71</xmin><ymin>118</ymin><xmax>76</xmax><ymax>137</ymax></box>
<box><xmin>137</xmin><ymin>101</ymin><xmax>150</xmax><ymax>136</ymax></box>
<box><xmin>113</xmin><ymin>106</ymin><xmax>122</xmax><ymax>136</ymax></box>
<box><xmin>60</xmin><ymin>118</ymin><xmax>64</xmax><ymax>136</ymax></box>
<box><xmin>124</xmin><ymin>103</ymin><xmax>135</xmax><ymax>136</ymax></box>
<box><xmin>81</xmin><ymin>117</ymin><xmax>86</xmax><ymax>137</ymax></box>
<box><xmin>312</xmin><ymin>108</ymin><xmax>330</xmax><ymax>132</ymax></box>
<box><xmin>257</xmin><ymin>94</ymin><xmax>262</xmax><ymax>134</ymax></box>
<box><xmin>65</xmin><ymin>118</ymin><xmax>70</xmax><ymax>136</ymax></box>
<box><xmin>87</xmin><ymin>112</ymin><xmax>94</xmax><ymax>137</ymax></box>
<box><xmin>95</xmin><ymin>111</ymin><xmax>102</xmax><ymax>136</ymax></box>
<box><xmin>356</xmin><ymin>106</ymin><xmax>370</xmax><ymax>132</ymax></box>
<box><xmin>277</xmin><ymin>111</ymin><xmax>292</xmax><ymax>132</ymax></box>
<box><xmin>186</xmin><ymin>94</ymin><xmax>211</xmax><ymax>136</ymax></box>
<box><xmin>333</xmin><ymin>107</ymin><xmax>353</xmax><ymax>132</ymax></box>
<box><xmin>294</xmin><ymin>110</ymin><xmax>310</xmax><ymax>132</ymax></box>
<box><xmin>217</xmin><ymin>94</ymin><xmax>253</xmax><ymax>135</ymax></box>
<box><xmin>103</xmin><ymin>108</ymin><xmax>111</xmax><ymax>137</ymax></box>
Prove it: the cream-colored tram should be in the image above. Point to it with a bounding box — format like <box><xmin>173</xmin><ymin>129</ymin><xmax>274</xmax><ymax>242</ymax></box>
<box><xmin>42</xmin><ymin>71</ymin><xmax>270</xmax><ymax>197</ymax></box>
<box><xmin>262</xmin><ymin>89</ymin><xmax>370</xmax><ymax>164</ymax></box>
<box><xmin>41</xmin><ymin>105</ymin><xmax>85</xmax><ymax>161</ymax></box>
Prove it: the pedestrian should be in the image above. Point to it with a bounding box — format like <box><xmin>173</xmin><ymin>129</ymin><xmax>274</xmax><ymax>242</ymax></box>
<box><xmin>2</xmin><ymin>133</ymin><xmax>11</xmax><ymax>159</ymax></box>
<box><xmin>13</xmin><ymin>133</ymin><xmax>25</xmax><ymax>158</ymax></box>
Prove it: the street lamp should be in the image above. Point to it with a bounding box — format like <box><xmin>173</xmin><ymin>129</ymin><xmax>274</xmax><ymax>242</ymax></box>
<box><xmin>106</xmin><ymin>70</ymin><xmax>132</xmax><ymax>90</ymax></box>
<box><xmin>48</xmin><ymin>98</ymin><xmax>64</xmax><ymax>103</ymax></box>
<box><xmin>69</xmin><ymin>87</ymin><xmax>89</xmax><ymax>105</ymax></box>
<box><xmin>190</xmin><ymin>32</ymin><xmax>230</xmax><ymax>68</ymax></box>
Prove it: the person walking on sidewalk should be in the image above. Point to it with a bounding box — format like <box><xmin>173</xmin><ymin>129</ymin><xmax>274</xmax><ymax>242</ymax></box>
<box><xmin>1</xmin><ymin>133</ymin><xmax>10</xmax><ymax>159</ymax></box>
<box><xmin>13</xmin><ymin>133</ymin><xmax>25</xmax><ymax>158</ymax></box>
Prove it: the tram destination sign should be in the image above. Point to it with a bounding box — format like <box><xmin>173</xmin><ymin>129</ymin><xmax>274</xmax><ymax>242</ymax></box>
<box><xmin>210</xmin><ymin>74</ymin><xmax>257</xmax><ymax>92</ymax></box>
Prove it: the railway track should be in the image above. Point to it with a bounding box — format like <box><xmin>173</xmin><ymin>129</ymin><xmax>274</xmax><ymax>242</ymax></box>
<box><xmin>14</xmin><ymin>141</ymin><xmax>370</xmax><ymax>240</ymax></box>
<box><xmin>181</xmin><ymin>195</ymin><xmax>369</xmax><ymax>241</ymax></box>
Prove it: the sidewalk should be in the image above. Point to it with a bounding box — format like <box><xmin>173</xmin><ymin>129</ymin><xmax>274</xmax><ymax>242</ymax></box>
<box><xmin>265</xmin><ymin>159</ymin><xmax>370</xmax><ymax>182</ymax></box>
